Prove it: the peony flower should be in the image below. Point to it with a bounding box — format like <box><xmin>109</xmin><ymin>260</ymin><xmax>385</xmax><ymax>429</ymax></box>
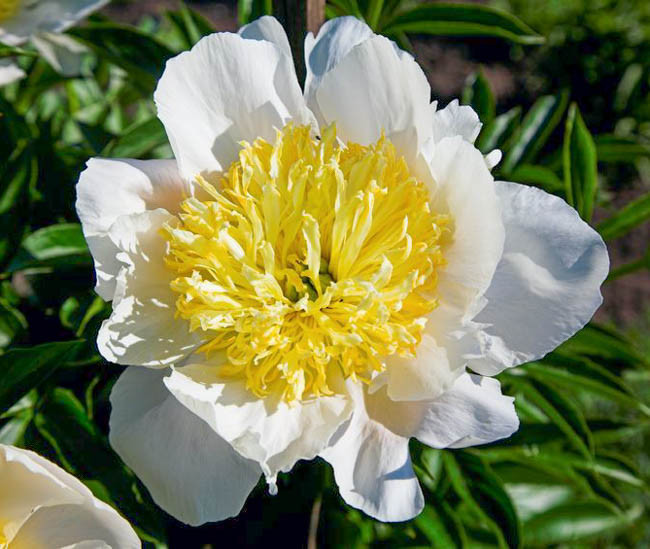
<box><xmin>0</xmin><ymin>444</ymin><xmax>139</xmax><ymax>548</ymax></box>
<box><xmin>76</xmin><ymin>16</ymin><xmax>609</xmax><ymax>525</ymax></box>
<box><xmin>0</xmin><ymin>0</ymin><xmax>108</xmax><ymax>86</ymax></box>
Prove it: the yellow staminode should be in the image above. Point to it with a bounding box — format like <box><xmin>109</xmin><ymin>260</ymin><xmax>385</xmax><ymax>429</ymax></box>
<box><xmin>162</xmin><ymin>124</ymin><xmax>450</xmax><ymax>403</ymax></box>
<box><xmin>0</xmin><ymin>0</ymin><xmax>20</xmax><ymax>23</ymax></box>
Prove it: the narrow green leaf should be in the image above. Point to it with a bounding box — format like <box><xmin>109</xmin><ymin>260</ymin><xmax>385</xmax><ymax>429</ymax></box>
<box><xmin>365</xmin><ymin>0</ymin><xmax>385</xmax><ymax>30</ymax></box>
<box><xmin>477</xmin><ymin>106</ymin><xmax>521</xmax><ymax>154</ymax></box>
<box><xmin>444</xmin><ymin>451</ymin><xmax>521</xmax><ymax>549</ymax></box>
<box><xmin>9</xmin><ymin>224</ymin><xmax>91</xmax><ymax>273</ymax></box>
<box><xmin>523</xmin><ymin>502</ymin><xmax>642</xmax><ymax>546</ymax></box>
<box><xmin>68</xmin><ymin>24</ymin><xmax>173</xmax><ymax>93</ymax></box>
<box><xmin>383</xmin><ymin>4</ymin><xmax>544</xmax><ymax>45</ymax></box>
<box><xmin>462</xmin><ymin>69</ymin><xmax>496</xmax><ymax>124</ymax></box>
<box><xmin>594</xmin><ymin>134</ymin><xmax>650</xmax><ymax>163</ymax></box>
<box><xmin>0</xmin><ymin>298</ymin><xmax>27</xmax><ymax>349</ymax></box>
<box><xmin>105</xmin><ymin>117</ymin><xmax>168</xmax><ymax>158</ymax></box>
<box><xmin>415</xmin><ymin>504</ymin><xmax>462</xmax><ymax>548</ymax></box>
<box><xmin>508</xmin><ymin>164</ymin><xmax>564</xmax><ymax>192</ymax></box>
<box><xmin>563</xmin><ymin>103</ymin><xmax>598</xmax><ymax>220</ymax></box>
<box><xmin>597</xmin><ymin>191</ymin><xmax>650</xmax><ymax>241</ymax></box>
<box><xmin>559</xmin><ymin>324</ymin><xmax>648</xmax><ymax>367</ymax></box>
<box><xmin>501</xmin><ymin>92</ymin><xmax>569</xmax><ymax>174</ymax></box>
<box><xmin>0</xmin><ymin>341</ymin><xmax>82</xmax><ymax>412</ymax></box>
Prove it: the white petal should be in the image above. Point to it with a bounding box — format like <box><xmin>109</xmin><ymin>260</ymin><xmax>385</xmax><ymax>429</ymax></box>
<box><xmin>320</xmin><ymin>384</ymin><xmax>424</xmax><ymax>522</ymax></box>
<box><xmin>154</xmin><ymin>31</ymin><xmax>313</xmax><ymax>181</ymax></box>
<box><xmin>304</xmin><ymin>16</ymin><xmax>374</xmax><ymax>122</ymax></box>
<box><xmin>163</xmin><ymin>362</ymin><xmax>353</xmax><ymax>484</ymax></box>
<box><xmin>97</xmin><ymin>210</ymin><xmax>204</xmax><ymax>367</ymax></box>
<box><xmin>470</xmin><ymin>181</ymin><xmax>609</xmax><ymax>375</ymax></box>
<box><xmin>238</xmin><ymin>15</ymin><xmax>291</xmax><ymax>58</ymax></box>
<box><xmin>31</xmin><ymin>32</ymin><xmax>87</xmax><ymax>77</ymax></box>
<box><xmin>0</xmin><ymin>445</ymin><xmax>139</xmax><ymax>548</ymax></box>
<box><xmin>314</xmin><ymin>35</ymin><xmax>431</xmax><ymax>167</ymax></box>
<box><xmin>10</xmin><ymin>504</ymin><xmax>139</xmax><ymax>549</ymax></box>
<box><xmin>0</xmin><ymin>0</ymin><xmax>109</xmax><ymax>46</ymax></box>
<box><xmin>76</xmin><ymin>158</ymin><xmax>189</xmax><ymax>300</ymax></box>
<box><xmin>429</xmin><ymin>136</ymin><xmax>505</xmax><ymax>300</ymax></box>
<box><xmin>485</xmin><ymin>149</ymin><xmax>502</xmax><ymax>169</ymax></box>
<box><xmin>0</xmin><ymin>59</ymin><xmax>26</xmax><ymax>86</ymax></box>
<box><xmin>432</xmin><ymin>99</ymin><xmax>482</xmax><ymax>144</ymax></box>
<box><xmin>109</xmin><ymin>366</ymin><xmax>261</xmax><ymax>526</ymax></box>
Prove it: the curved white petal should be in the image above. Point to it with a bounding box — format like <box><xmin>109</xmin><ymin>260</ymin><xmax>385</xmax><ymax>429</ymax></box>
<box><xmin>0</xmin><ymin>0</ymin><xmax>109</xmax><ymax>46</ymax></box>
<box><xmin>470</xmin><ymin>181</ymin><xmax>609</xmax><ymax>375</ymax></box>
<box><xmin>429</xmin><ymin>136</ymin><xmax>505</xmax><ymax>300</ymax></box>
<box><xmin>304</xmin><ymin>15</ymin><xmax>374</xmax><ymax>122</ymax></box>
<box><xmin>109</xmin><ymin>366</ymin><xmax>261</xmax><ymax>526</ymax></box>
<box><xmin>76</xmin><ymin>158</ymin><xmax>189</xmax><ymax>300</ymax></box>
<box><xmin>154</xmin><ymin>31</ymin><xmax>314</xmax><ymax>181</ymax></box>
<box><xmin>432</xmin><ymin>99</ymin><xmax>482</xmax><ymax>144</ymax></box>
<box><xmin>0</xmin><ymin>59</ymin><xmax>26</xmax><ymax>86</ymax></box>
<box><xmin>314</xmin><ymin>35</ymin><xmax>431</xmax><ymax>167</ymax></box>
<box><xmin>0</xmin><ymin>445</ymin><xmax>139</xmax><ymax>548</ymax></box>
<box><xmin>97</xmin><ymin>210</ymin><xmax>204</xmax><ymax>367</ymax></box>
<box><xmin>163</xmin><ymin>361</ymin><xmax>353</xmax><ymax>485</ymax></box>
<box><xmin>319</xmin><ymin>383</ymin><xmax>424</xmax><ymax>522</ymax></box>
<box><xmin>10</xmin><ymin>503</ymin><xmax>138</xmax><ymax>549</ymax></box>
<box><xmin>238</xmin><ymin>15</ymin><xmax>291</xmax><ymax>58</ymax></box>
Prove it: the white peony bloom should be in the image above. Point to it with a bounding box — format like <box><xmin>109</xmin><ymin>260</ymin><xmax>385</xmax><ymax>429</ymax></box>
<box><xmin>0</xmin><ymin>0</ymin><xmax>109</xmax><ymax>85</ymax></box>
<box><xmin>75</xmin><ymin>16</ymin><xmax>609</xmax><ymax>525</ymax></box>
<box><xmin>0</xmin><ymin>444</ymin><xmax>140</xmax><ymax>548</ymax></box>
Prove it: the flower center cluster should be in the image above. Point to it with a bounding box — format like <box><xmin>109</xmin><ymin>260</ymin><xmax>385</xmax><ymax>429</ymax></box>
<box><xmin>0</xmin><ymin>0</ymin><xmax>20</xmax><ymax>22</ymax></box>
<box><xmin>162</xmin><ymin>124</ymin><xmax>450</xmax><ymax>403</ymax></box>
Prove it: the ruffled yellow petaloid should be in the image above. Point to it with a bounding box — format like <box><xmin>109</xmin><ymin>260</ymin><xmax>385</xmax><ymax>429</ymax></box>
<box><xmin>0</xmin><ymin>0</ymin><xmax>20</xmax><ymax>22</ymax></box>
<box><xmin>162</xmin><ymin>124</ymin><xmax>450</xmax><ymax>403</ymax></box>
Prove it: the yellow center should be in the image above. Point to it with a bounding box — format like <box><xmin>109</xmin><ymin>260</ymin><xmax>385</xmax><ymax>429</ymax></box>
<box><xmin>0</xmin><ymin>0</ymin><xmax>20</xmax><ymax>22</ymax></box>
<box><xmin>162</xmin><ymin>124</ymin><xmax>450</xmax><ymax>403</ymax></box>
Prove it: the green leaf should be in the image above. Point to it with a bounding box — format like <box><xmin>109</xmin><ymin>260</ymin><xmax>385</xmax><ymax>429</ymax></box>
<box><xmin>505</xmin><ymin>375</ymin><xmax>594</xmax><ymax>458</ymax></box>
<box><xmin>105</xmin><ymin>117</ymin><xmax>168</xmax><ymax>158</ymax></box>
<box><xmin>559</xmin><ymin>324</ymin><xmax>648</xmax><ymax>367</ymax></box>
<box><xmin>507</xmin><ymin>164</ymin><xmax>564</xmax><ymax>192</ymax></box>
<box><xmin>444</xmin><ymin>451</ymin><xmax>521</xmax><ymax>549</ymax></box>
<box><xmin>462</xmin><ymin>69</ymin><xmax>495</xmax><ymax>124</ymax></box>
<box><xmin>0</xmin><ymin>298</ymin><xmax>27</xmax><ymax>349</ymax></box>
<box><xmin>238</xmin><ymin>0</ymin><xmax>273</xmax><ymax>25</ymax></box>
<box><xmin>165</xmin><ymin>5</ymin><xmax>215</xmax><ymax>49</ymax></box>
<box><xmin>476</xmin><ymin>106</ymin><xmax>521</xmax><ymax>154</ymax></box>
<box><xmin>0</xmin><ymin>44</ymin><xmax>38</xmax><ymax>58</ymax></box>
<box><xmin>0</xmin><ymin>341</ymin><xmax>82</xmax><ymax>413</ymax></box>
<box><xmin>597</xmin><ymin>190</ymin><xmax>650</xmax><ymax>241</ymax></box>
<box><xmin>415</xmin><ymin>504</ymin><xmax>465</xmax><ymax>548</ymax></box>
<box><xmin>501</xmin><ymin>92</ymin><xmax>569</xmax><ymax>174</ymax></box>
<box><xmin>523</xmin><ymin>502</ymin><xmax>642</xmax><ymax>546</ymax></box>
<box><xmin>35</xmin><ymin>388</ymin><xmax>167</xmax><ymax>543</ymax></box>
<box><xmin>594</xmin><ymin>134</ymin><xmax>650</xmax><ymax>163</ymax></box>
<box><xmin>563</xmin><ymin>103</ymin><xmax>598</xmax><ymax>220</ymax></box>
<box><xmin>9</xmin><ymin>223</ymin><xmax>91</xmax><ymax>273</ymax></box>
<box><xmin>382</xmin><ymin>4</ymin><xmax>544</xmax><ymax>45</ymax></box>
<box><xmin>68</xmin><ymin>24</ymin><xmax>173</xmax><ymax>93</ymax></box>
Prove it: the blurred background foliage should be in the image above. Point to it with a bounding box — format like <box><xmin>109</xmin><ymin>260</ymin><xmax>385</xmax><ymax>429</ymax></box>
<box><xmin>1</xmin><ymin>0</ymin><xmax>650</xmax><ymax>547</ymax></box>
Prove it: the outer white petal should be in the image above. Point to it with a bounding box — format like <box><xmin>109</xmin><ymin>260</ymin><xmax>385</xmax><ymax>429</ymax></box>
<box><xmin>0</xmin><ymin>59</ymin><xmax>26</xmax><ymax>86</ymax></box>
<box><xmin>470</xmin><ymin>181</ymin><xmax>609</xmax><ymax>375</ymax></box>
<box><xmin>97</xmin><ymin>210</ymin><xmax>204</xmax><ymax>367</ymax></box>
<box><xmin>163</xmin><ymin>362</ymin><xmax>353</xmax><ymax>485</ymax></box>
<box><xmin>31</xmin><ymin>32</ymin><xmax>87</xmax><ymax>76</ymax></box>
<box><xmin>384</xmin><ymin>136</ymin><xmax>504</xmax><ymax>401</ymax></box>
<box><xmin>0</xmin><ymin>0</ymin><xmax>109</xmax><ymax>46</ymax></box>
<box><xmin>0</xmin><ymin>445</ymin><xmax>139</xmax><ymax>548</ymax></box>
<box><xmin>238</xmin><ymin>15</ymin><xmax>291</xmax><ymax>58</ymax></box>
<box><xmin>109</xmin><ymin>367</ymin><xmax>261</xmax><ymax>527</ymax></box>
<box><xmin>154</xmin><ymin>31</ymin><xmax>314</xmax><ymax>181</ymax></box>
<box><xmin>10</xmin><ymin>504</ymin><xmax>138</xmax><ymax>549</ymax></box>
<box><xmin>429</xmin><ymin>136</ymin><xmax>505</xmax><ymax>299</ymax></box>
<box><xmin>432</xmin><ymin>99</ymin><xmax>482</xmax><ymax>144</ymax></box>
<box><xmin>319</xmin><ymin>383</ymin><xmax>424</xmax><ymax>522</ymax></box>
<box><xmin>314</xmin><ymin>35</ymin><xmax>431</xmax><ymax>167</ymax></box>
<box><xmin>76</xmin><ymin>158</ymin><xmax>189</xmax><ymax>300</ymax></box>
<box><xmin>304</xmin><ymin>16</ymin><xmax>374</xmax><ymax>122</ymax></box>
